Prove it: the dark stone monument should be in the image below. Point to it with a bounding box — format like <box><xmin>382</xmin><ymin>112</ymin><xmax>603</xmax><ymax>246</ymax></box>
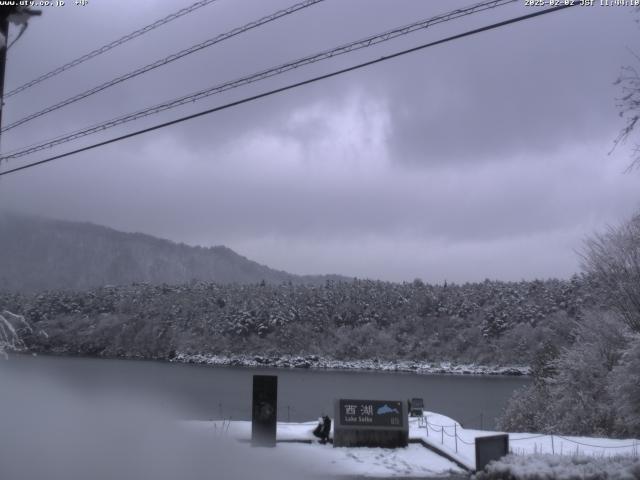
<box><xmin>251</xmin><ymin>375</ymin><xmax>278</xmax><ymax>447</ymax></box>
<box><xmin>333</xmin><ymin>399</ymin><xmax>408</xmax><ymax>448</ymax></box>
<box><xmin>475</xmin><ymin>434</ymin><xmax>509</xmax><ymax>472</ymax></box>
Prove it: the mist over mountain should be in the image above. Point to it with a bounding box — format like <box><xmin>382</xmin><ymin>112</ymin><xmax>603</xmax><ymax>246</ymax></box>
<box><xmin>0</xmin><ymin>213</ymin><xmax>347</xmax><ymax>292</ymax></box>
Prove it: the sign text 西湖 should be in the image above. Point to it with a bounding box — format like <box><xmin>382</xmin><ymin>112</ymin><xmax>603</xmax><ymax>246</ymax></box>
<box><xmin>339</xmin><ymin>399</ymin><xmax>404</xmax><ymax>427</ymax></box>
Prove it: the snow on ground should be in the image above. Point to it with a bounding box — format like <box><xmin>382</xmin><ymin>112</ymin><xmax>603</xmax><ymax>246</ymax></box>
<box><xmin>415</xmin><ymin>412</ymin><xmax>640</xmax><ymax>471</ymax></box>
<box><xmin>182</xmin><ymin>411</ymin><xmax>640</xmax><ymax>477</ymax></box>
<box><xmin>181</xmin><ymin>419</ymin><xmax>463</xmax><ymax>478</ymax></box>
<box><xmin>475</xmin><ymin>454</ymin><xmax>640</xmax><ymax>480</ymax></box>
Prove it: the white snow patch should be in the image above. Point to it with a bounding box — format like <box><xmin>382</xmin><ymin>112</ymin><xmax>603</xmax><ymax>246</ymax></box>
<box><xmin>477</xmin><ymin>454</ymin><xmax>640</xmax><ymax>480</ymax></box>
<box><xmin>414</xmin><ymin>412</ymin><xmax>640</xmax><ymax>471</ymax></box>
<box><xmin>181</xmin><ymin>410</ymin><xmax>640</xmax><ymax>476</ymax></box>
<box><xmin>180</xmin><ymin>418</ymin><xmax>464</xmax><ymax>477</ymax></box>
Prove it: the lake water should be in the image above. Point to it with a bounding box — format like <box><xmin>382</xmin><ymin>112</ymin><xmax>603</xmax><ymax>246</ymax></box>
<box><xmin>0</xmin><ymin>354</ymin><xmax>529</xmax><ymax>429</ymax></box>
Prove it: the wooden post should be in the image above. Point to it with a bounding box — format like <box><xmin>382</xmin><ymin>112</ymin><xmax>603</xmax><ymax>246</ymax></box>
<box><xmin>454</xmin><ymin>423</ymin><xmax>458</xmax><ymax>453</ymax></box>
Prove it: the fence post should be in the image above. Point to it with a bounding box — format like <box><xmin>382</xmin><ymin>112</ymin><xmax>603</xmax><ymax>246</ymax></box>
<box><xmin>454</xmin><ymin>423</ymin><xmax>458</xmax><ymax>453</ymax></box>
<box><xmin>551</xmin><ymin>435</ymin><xmax>555</xmax><ymax>455</ymax></box>
<box><xmin>425</xmin><ymin>419</ymin><xmax>429</xmax><ymax>437</ymax></box>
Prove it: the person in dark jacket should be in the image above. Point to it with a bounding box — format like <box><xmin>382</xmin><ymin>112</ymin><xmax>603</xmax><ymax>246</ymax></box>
<box><xmin>320</xmin><ymin>415</ymin><xmax>331</xmax><ymax>444</ymax></box>
<box><xmin>312</xmin><ymin>415</ymin><xmax>332</xmax><ymax>444</ymax></box>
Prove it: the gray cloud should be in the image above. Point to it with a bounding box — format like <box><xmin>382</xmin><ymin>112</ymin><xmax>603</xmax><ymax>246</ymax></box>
<box><xmin>1</xmin><ymin>0</ymin><xmax>639</xmax><ymax>282</ymax></box>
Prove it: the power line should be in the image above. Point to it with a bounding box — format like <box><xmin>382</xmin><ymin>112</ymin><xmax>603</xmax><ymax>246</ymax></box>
<box><xmin>4</xmin><ymin>0</ymin><xmax>219</xmax><ymax>98</ymax></box>
<box><xmin>1</xmin><ymin>0</ymin><xmax>325</xmax><ymax>133</ymax></box>
<box><xmin>0</xmin><ymin>0</ymin><xmax>517</xmax><ymax>161</ymax></box>
<box><xmin>0</xmin><ymin>4</ymin><xmax>576</xmax><ymax>177</ymax></box>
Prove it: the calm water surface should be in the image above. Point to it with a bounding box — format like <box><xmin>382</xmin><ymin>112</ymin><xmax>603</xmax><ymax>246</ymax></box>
<box><xmin>1</xmin><ymin>354</ymin><xmax>528</xmax><ymax>429</ymax></box>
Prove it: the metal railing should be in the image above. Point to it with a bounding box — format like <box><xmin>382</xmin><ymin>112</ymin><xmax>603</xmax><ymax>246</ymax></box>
<box><xmin>420</xmin><ymin>415</ymin><xmax>640</xmax><ymax>458</ymax></box>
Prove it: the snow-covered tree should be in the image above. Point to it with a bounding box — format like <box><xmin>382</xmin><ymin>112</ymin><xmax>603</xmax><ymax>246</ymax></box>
<box><xmin>499</xmin><ymin>312</ymin><xmax>631</xmax><ymax>436</ymax></box>
<box><xmin>581</xmin><ymin>212</ymin><xmax>640</xmax><ymax>332</ymax></box>
<box><xmin>0</xmin><ymin>310</ymin><xmax>32</xmax><ymax>358</ymax></box>
<box><xmin>610</xmin><ymin>336</ymin><xmax>640</xmax><ymax>436</ymax></box>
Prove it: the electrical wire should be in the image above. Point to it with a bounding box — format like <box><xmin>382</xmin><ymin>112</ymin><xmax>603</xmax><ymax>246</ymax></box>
<box><xmin>0</xmin><ymin>0</ymin><xmax>517</xmax><ymax>159</ymax></box>
<box><xmin>4</xmin><ymin>0</ymin><xmax>220</xmax><ymax>98</ymax></box>
<box><xmin>1</xmin><ymin>0</ymin><xmax>325</xmax><ymax>133</ymax></box>
<box><xmin>0</xmin><ymin>4</ymin><xmax>576</xmax><ymax>177</ymax></box>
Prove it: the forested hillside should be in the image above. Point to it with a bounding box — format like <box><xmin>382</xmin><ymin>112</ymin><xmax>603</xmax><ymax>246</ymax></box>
<box><xmin>0</xmin><ymin>213</ymin><xmax>345</xmax><ymax>291</ymax></box>
<box><xmin>0</xmin><ymin>275</ymin><xmax>609</xmax><ymax>367</ymax></box>
<box><xmin>3</xmin><ymin>212</ymin><xmax>638</xmax><ymax>439</ymax></box>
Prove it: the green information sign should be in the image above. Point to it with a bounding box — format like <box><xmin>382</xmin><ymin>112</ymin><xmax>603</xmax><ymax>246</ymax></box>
<box><xmin>339</xmin><ymin>399</ymin><xmax>404</xmax><ymax>427</ymax></box>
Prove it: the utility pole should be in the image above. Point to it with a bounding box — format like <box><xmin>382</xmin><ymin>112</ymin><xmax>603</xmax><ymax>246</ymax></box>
<box><xmin>0</xmin><ymin>8</ymin><xmax>11</xmax><ymax>140</ymax></box>
<box><xmin>0</xmin><ymin>7</ymin><xmax>41</xmax><ymax>148</ymax></box>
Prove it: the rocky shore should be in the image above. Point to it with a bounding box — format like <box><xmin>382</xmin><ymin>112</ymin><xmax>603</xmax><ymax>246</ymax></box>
<box><xmin>172</xmin><ymin>352</ymin><xmax>530</xmax><ymax>376</ymax></box>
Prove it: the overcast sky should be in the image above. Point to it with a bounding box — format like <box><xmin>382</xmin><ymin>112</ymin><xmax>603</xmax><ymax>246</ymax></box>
<box><xmin>1</xmin><ymin>0</ymin><xmax>638</xmax><ymax>283</ymax></box>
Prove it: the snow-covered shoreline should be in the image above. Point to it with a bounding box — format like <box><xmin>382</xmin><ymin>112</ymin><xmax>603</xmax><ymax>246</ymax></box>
<box><xmin>171</xmin><ymin>352</ymin><xmax>530</xmax><ymax>376</ymax></box>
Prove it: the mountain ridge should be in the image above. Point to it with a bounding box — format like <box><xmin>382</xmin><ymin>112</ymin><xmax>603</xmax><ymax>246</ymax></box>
<box><xmin>0</xmin><ymin>212</ymin><xmax>349</xmax><ymax>292</ymax></box>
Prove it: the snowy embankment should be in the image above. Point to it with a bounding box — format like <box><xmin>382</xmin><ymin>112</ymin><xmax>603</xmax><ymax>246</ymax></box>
<box><xmin>172</xmin><ymin>352</ymin><xmax>530</xmax><ymax>376</ymax></box>
<box><xmin>181</xmin><ymin>411</ymin><xmax>640</xmax><ymax>478</ymax></box>
<box><xmin>417</xmin><ymin>412</ymin><xmax>639</xmax><ymax>471</ymax></box>
<box><xmin>475</xmin><ymin>454</ymin><xmax>640</xmax><ymax>480</ymax></box>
